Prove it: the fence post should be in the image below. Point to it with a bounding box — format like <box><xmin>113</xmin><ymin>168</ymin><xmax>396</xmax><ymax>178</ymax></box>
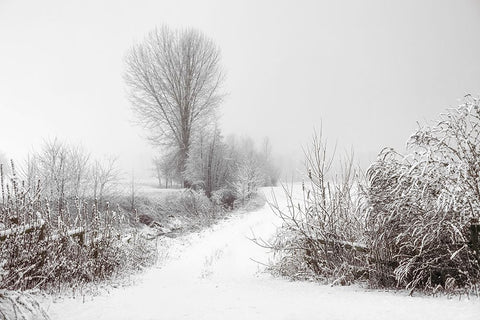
<box><xmin>471</xmin><ymin>217</ymin><xmax>479</xmax><ymax>263</ymax></box>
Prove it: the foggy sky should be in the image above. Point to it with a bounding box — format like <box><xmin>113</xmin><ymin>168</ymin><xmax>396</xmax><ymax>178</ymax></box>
<box><xmin>1</xmin><ymin>0</ymin><xmax>480</xmax><ymax>178</ymax></box>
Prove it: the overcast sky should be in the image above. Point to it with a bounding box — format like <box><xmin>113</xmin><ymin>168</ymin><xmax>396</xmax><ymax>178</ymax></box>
<box><xmin>1</xmin><ymin>0</ymin><xmax>480</xmax><ymax>178</ymax></box>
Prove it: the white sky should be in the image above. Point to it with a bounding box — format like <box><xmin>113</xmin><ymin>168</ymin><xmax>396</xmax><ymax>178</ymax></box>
<box><xmin>1</xmin><ymin>0</ymin><xmax>480</xmax><ymax>177</ymax></box>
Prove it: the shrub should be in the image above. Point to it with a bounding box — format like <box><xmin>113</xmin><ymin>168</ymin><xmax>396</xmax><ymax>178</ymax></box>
<box><xmin>365</xmin><ymin>96</ymin><xmax>480</xmax><ymax>291</ymax></box>
<box><xmin>0</xmin><ymin>163</ymin><xmax>156</xmax><ymax>292</ymax></box>
<box><xmin>264</xmin><ymin>97</ymin><xmax>480</xmax><ymax>293</ymax></box>
<box><xmin>232</xmin><ymin>158</ymin><xmax>264</xmax><ymax>205</ymax></box>
<box><xmin>179</xmin><ymin>189</ymin><xmax>219</xmax><ymax>217</ymax></box>
<box><xmin>211</xmin><ymin>188</ymin><xmax>236</xmax><ymax>210</ymax></box>
<box><xmin>265</xmin><ymin>133</ymin><xmax>366</xmax><ymax>284</ymax></box>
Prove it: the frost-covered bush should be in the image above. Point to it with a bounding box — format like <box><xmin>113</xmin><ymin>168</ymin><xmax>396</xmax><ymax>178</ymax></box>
<box><xmin>365</xmin><ymin>96</ymin><xmax>480</xmax><ymax>291</ymax></box>
<box><xmin>266</xmin><ymin>133</ymin><xmax>366</xmax><ymax>284</ymax></box>
<box><xmin>232</xmin><ymin>158</ymin><xmax>265</xmax><ymax>205</ymax></box>
<box><xmin>179</xmin><ymin>189</ymin><xmax>219</xmax><ymax>217</ymax></box>
<box><xmin>265</xmin><ymin>97</ymin><xmax>480</xmax><ymax>293</ymax></box>
<box><xmin>0</xmin><ymin>164</ymin><xmax>155</xmax><ymax>291</ymax></box>
<box><xmin>0</xmin><ymin>290</ymin><xmax>50</xmax><ymax>320</ymax></box>
<box><xmin>211</xmin><ymin>188</ymin><xmax>236</xmax><ymax>210</ymax></box>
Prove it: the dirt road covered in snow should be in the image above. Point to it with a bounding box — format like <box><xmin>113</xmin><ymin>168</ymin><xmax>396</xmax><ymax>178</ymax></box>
<box><xmin>45</xmin><ymin>187</ymin><xmax>479</xmax><ymax>320</ymax></box>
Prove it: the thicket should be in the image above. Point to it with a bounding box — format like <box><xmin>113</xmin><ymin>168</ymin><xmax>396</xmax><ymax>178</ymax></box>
<box><xmin>266</xmin><ymin>133</ymin><xmax>366</xmax><ymax>285</ymax></box>
<box><xmin>366</xmin><ymin>96</ymin><xmax>480</xmax><ymax>292</ymax></box>
<box><xmin>22</xmin><ymin>139</ymin><xmax>120</xmax><ymax>205</ymax></box>
<box><xmin>267</xmin><ymin>96</ymin><xmax>480</xmax><ymax>294</ymax></box>
<box><xmin>0</xmin><ymin>161</ymin><xmax>156</xmax><ymax>292</ymax></box>
<box><xmin>156</xmin><ymin>131</ymin><xmax>279</xmax><ymax>208</ymax></box>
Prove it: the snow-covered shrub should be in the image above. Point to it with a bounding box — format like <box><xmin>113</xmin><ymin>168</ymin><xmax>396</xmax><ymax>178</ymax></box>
<box><xmin>211</xmin><ymin>188</ymin><xmax>236</xmax><ymax>210</ymax></box>
<box><xmin>0</xmin><ymin>290</ymin><xmax>50</xmax><ymax>320</ymax></box>
<box><xmin>231</xmin><ymin>158</ymin><xmax>265</xmax><ymax>205</ymax></box>
<box><xmin>266</xmin><ymin>133</ymin><xmax>366</xmax><ymax>284</ymax></box>
<box><xmin>0</xmin><ymin>163</ymin><xmax>155</xmax><ymax>291</ymax></box>
<box><xmin>179</xmin><ymin>189</ymin><xmax>219</xmax><ymax>217</ymax></box>
<box><xmin>365</xmin><ymin>96</ymin><xmax>480</xmax><ymax>291</ymax></box>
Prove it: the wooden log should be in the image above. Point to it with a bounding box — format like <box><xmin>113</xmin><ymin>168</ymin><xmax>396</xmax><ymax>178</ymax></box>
<box><xmin>313</xmin><ymin>237</ymin><xmax>369</xmax><ymax>253</ymax></box>
<box><xmin>0</xmin><ymin>220</ymin><xmax>45</xmax><ymax>241</ymax></box>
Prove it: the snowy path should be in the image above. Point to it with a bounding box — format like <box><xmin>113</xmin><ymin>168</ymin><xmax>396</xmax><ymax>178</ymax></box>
<box><xmin>45</xmin><ymin>187</ymin><xmax>479</xmax><ymax>320</ymax></box>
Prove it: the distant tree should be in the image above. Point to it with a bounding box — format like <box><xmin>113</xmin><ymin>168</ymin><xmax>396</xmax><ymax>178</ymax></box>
<box><xmin>70</xmin><ymin>145</ymin><xmax>91</xmax><ymax>198</ymax></box>
<box><xmin>22</xmin><ymin>139</ymin><xmax>119</xmax><ymax>201</ymax></box>
<box><xmin>152</xmin><ymin>156</ymin><xmax>163</xmax><ymax>187</ymax></box>
<box><xmin>154</xmin><ymin>152</ymin><xmax>181</xmax><ymax>188</ymax></box>
<box><xmin>125</xmin><ymin>26</ymin><xmax>225</xmax><ymax>186</ymax></box>
<box><xmin>259</xmin><ymin>137</ymin><xmax>280</xmax><ymax>186</ymax></box>
<box><xmin>91</xmin><ymin>157</ymin><xmax>120</xmax><ymax>203</ymax></box>
<box><xmin>231</xmin><ymin>157</ymin><xmax>264</xmax><ymax>204</ymax></box>
<box><xmin>185</xmin><ymin>127</ymin><xmax>235</xmax><ymax>197</ymax></box>
<box><xmin>26</xmin><ymin>139</ymin><xmax>91</xmax><ymax>199</ymax></box>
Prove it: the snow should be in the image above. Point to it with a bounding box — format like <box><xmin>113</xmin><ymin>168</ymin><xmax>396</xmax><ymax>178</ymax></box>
<box><xmin>43</xmin><ymin>187</ymin><xmax>479</xmax><ymax>320</ymax></box>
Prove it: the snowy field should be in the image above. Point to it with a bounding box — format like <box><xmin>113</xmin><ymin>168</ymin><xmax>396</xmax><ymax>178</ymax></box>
<box><xmin>43</xmin><ymin>187</ymin><xmax>479</xmax><ymax>320</ymax></box>
<box><xmin>117</xmin><ymin>177</ymin><xmax>185</xmax><ymax>198</ymax></box>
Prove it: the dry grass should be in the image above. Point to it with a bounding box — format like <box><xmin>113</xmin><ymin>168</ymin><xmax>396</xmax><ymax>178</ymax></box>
<box><xmin>0</xmin><ymin>162</ymin><xmax>156</xmax><ymax>292</ymax></box>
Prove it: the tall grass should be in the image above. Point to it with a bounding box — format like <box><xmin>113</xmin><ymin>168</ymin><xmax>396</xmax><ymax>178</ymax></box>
<box><xmin>0</xmin><ymin>162</ymin><xmax>156</xmax><ymax>292</ymax></box>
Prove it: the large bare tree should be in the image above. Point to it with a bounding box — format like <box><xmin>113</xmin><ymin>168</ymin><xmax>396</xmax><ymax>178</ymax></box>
<box><xmin>124</xmin><ymin>26</ymin><xmax>224</xmax><ymax>186</ymax></box>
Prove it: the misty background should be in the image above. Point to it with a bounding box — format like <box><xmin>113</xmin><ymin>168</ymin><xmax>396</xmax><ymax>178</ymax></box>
<box><xmin>1</xmin><ymin>0</ymin><xmax>480</xmax><ymax>178</ymax></box>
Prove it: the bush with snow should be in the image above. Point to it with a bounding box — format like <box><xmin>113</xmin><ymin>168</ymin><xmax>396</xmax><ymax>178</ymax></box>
<box><xmin>365</xmin><ymin>96</ymin><xmax>480</xmax><ymax>291</ymax></box>
<box><xmin>231</xmin><ymin>158</ymin><xmax>265</xmax><ymax>206</ymax></box>
<box><xmin>266</xmin><ymin>133</ymin><xmax>366</xmax><ymax>284</ymax></box>
<box><xmin>0</xmin><ymin>164</ymin><xmax>156</xmax><ymax>292</ymax></box>
<box><xmin>267</xmin><ymin>97</ymin><xmax>480</xmax><ymax>293</ymax></box>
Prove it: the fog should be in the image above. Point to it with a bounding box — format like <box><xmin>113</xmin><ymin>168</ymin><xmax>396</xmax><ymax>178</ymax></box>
<box><xmin>1</xmin><ymin>0</ymin><xmax>480</xmax><ymax>178</ymax></box>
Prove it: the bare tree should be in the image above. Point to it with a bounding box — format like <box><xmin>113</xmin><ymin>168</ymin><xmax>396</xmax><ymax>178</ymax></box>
<box><xmin>152</xmin><ymin>152</ymin><xmax>181</xmax><ymax>189</ymax></box>
<box><xmin>231</xmin><ymin>157</ymin><xmax>264</xmax><ymax>205</ymax></box>
<box><xmin>35</xmin><ymin>139</ymin><xmax>72</xmax><ymax>199</ymax></box>
<box><xmin>26</xmin><ymin>139</ymin><xmax>91</xmax><ymax>199</ymax></box>
<box><xmin>125</xmin><ymin>26</ymin><xmax>224</xmax><ymax>186</ymax></box>
<box><xmin>91</xmin><ymin>156</ymin><xmax>120</xmax><ymax>203</ymax></box>
<box><xmin>185</xmin><ymin>127</ymin><xmax>235</xmax><ymax>197</ymax></box>
<box><xmin>259</xmin><ymin>137</ymin><xmax>280</xmax><ymax>186</ymax></box>
<box><xmin>152</xmin><ymin>156</ymin><xmax>163</xmax><ymax>187</ymax></box>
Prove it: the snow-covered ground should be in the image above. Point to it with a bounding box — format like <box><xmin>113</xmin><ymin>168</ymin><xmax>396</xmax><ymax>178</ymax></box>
<box><xmin>43</xmin><ymin>187</ymin><xmax>479</xmax><ymax>320</ymax></box>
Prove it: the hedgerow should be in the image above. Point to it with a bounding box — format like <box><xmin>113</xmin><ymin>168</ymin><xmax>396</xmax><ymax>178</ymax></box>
<box><xmin>266</xmin><ymin>96</ymin><xmax>480</xmax><ymax>293</ymax></box>
<box><xmin>0</xmin><ymin>163</ymin><xmax>156</xmax><ymax>292</ymax></box>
